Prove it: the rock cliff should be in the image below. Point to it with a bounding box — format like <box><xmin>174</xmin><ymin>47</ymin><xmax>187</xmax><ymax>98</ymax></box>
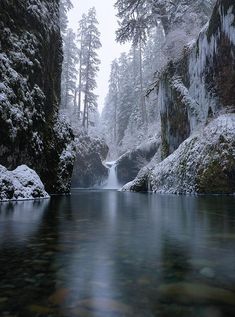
<box><xmin>0</xmin><ymin>0</ymin><xmax>76</xmax><ymax>194</ymax></box>
<box><xmin>159</xmin><ymin>0</ymin><xmax>235</xmax><ymax>158</ymax></box>
<box><xmin>72</xmin><ymin>134</ymin><xmax>109</xmax><ymax>188</ymax></box>
<box><xmin>116</xmin><ymin>136</ymin><xmax>161</xmax><ymax>185</ymax></box>
<box><xmin>123</xmin><ymin>0</ymin><xmax>235</xmax><ymax>194</ymax></box>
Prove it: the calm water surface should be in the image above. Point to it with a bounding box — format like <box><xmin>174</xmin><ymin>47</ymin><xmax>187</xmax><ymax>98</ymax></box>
<box><xmin>0</xmin><ymin>190</ymin><xmax>235</xmax><ymax>317</ymax></box>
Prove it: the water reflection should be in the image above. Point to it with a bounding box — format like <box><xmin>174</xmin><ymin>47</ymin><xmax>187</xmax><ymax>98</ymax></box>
<box><xmin>0</xmin><ymin>192</ymin><xmax>235</xmax><ymax>316</ymax></box>
<box><xmin>0</xmin><ymin>199</ymin><xmax>49</xmax><ymax>246</ymax></box>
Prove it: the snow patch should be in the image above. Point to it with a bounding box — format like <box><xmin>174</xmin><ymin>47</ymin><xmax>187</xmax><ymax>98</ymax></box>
<box><xmin>123</xmin><ymin>114</ymin><xmax>235</xmax><ymax>194</ymax></box>
<box><xmin>0</xmin><ymin>165</ymin><xmax>49</xmax><ymax>201</ymax></box>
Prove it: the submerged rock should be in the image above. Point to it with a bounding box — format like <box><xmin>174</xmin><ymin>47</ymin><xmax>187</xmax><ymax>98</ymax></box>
<box><xmin>72</xmin><ymin>134</ymin><xmax>109</xmax><ymax>188</ymax></box>
<box><xmin>200</xmin><ymin>267</ymin><xmax>215</xmax><ymax>279</ymax></box>
<box><xmin>158</xmin><ymin>282</ymin><xmax>235</xmax><ymax>305</ymax></box>
<box><xmin>123</xmin><ymin>115</ymin><xmax>235</xmax><ymax>194</ymax></box>
<box><xmin>0</xmin><ymin>164</ymin><xmax>49</xmax><ymax>201</ymax></box>
<box><xmin>76</xmin><ymin>298</ymin><xmax>132</xmax><ymax>314</ymax></box>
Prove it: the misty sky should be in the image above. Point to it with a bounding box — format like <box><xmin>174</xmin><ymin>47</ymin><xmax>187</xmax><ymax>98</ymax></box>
<box><xmin>69</xmin><ymin>0</ymin><xmax>130</xmax><ymax>112</ymax></box>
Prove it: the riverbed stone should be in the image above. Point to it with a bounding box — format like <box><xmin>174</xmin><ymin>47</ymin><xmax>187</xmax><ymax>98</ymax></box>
<box><xmin>200</xmin><ymin>267</ymin><xmax>215</xmax><ymax>279</ymax></box>
<box><xmin>158</xmin><ymin>282</ymin><xmax>235</xmax><ymax>305</ymax></box>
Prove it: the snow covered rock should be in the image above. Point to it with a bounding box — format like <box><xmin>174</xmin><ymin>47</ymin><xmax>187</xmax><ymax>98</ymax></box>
<box><xmin>123</xmin><ymin>115</ymin><xmax>235</xmax><ymax>194</ymax></box>
<box><xmin>0</xmin><ymin>165</ymin><xmax>49</xmax><ymax>201</ymax></box>
<box><xmin>116</xmin><ymin>136</ymin><xmax>161</xmax><ymax>184</ymax></box>
<box><xmin>0</xmin><ymin>0</ymin><xmax>75</xmax><ymax>194</ymax></box>
<box><xmin>72</xmin><ymin>134</ymin><xmax>109</xmax><ymax>188</ymax></box>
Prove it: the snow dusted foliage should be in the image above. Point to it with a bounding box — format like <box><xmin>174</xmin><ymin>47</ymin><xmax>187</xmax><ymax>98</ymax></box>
<box><xmin>123</xmin><ymin>115</ymin><xmax>235</xmax><ymax>194</ymax></box>
<box><xmin>0</xmin><ymin>0</ymin><xmax>75</xmax><ymax>194</ymax></box>
<box><xmin>0</xmin><ymin>165</ymin><xmax>49</xmax><ymax>201</ymax></box>
<box><xmin>53</xmin><ymin>114</ymin><xmax>76</xmax><ymax>192</ymax></box>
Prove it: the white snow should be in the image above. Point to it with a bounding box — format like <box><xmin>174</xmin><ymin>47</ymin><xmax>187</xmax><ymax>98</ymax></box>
<box><xmin>0</xmin><ymin>165</ymin><xmax>49</xmax><ymax>201</ymax></box>
<box><xmin>123</xmin><ymin>114</ymin><xmax>235</xmax><ymax>194</ymax></box>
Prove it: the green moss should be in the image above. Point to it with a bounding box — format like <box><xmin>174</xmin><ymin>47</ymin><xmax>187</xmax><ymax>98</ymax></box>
<box><xmin>196</xmin><ymin>156</ymin><xmax>235</xmax><ymax>194</ymax></box>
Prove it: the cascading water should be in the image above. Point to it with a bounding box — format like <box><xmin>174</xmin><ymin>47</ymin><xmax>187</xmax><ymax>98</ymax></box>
<box><xmin>103</xmin><ymin>161</ymin><xmax>120</xmax><ymax>189</ymax></box>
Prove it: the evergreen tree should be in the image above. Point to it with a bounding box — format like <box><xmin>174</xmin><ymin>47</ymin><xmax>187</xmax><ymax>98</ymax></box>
<box><xmin>61</xmin><ymin>28</ymin><xmax>79</xmax><ymax>110</ymax></box>
<box><xmin>59</xmin><ymin>0</ymin><xmax>73</xmax><ymax>38</ymax></box>
<box><xmin>116</xmin><ymin>53</ymin><xmax>134</xmax><ymax>145</ymax></box>
<box><xmin>115</xmin><ymin>0</ymin><xmax>215</xmax><ymax>38</ymax></box>
<box><xmin>108</xmin><ymin>59</ymin><xmax>120</xmax><ymax>145</ymax></box>
<box><xmin>143</xmin><ymin>24</ymin><xmax>166</xmax><ymax>85</ymax></box>
<box><xmin>78</xmin><ymin>8</ymin><xmax>101</xmax><ymax>132</ymax></box>
<box><xmin>76</xmin><ymin>14</ymin><xmax>87</xmax><ymax>120</ymax></box>
<box><xmin>115</xmin><ymin>0</ymin><xmax>149</xmax><ymax>126</ymax></box>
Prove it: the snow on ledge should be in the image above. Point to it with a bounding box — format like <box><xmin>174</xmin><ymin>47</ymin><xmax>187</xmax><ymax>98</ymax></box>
<box><xmin>0</xmin><ymin>165</ymin><xmax>49</xmax><ymax>202</ymax></box>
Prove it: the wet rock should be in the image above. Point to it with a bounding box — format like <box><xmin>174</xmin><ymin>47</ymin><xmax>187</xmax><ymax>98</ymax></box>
<box><xmin>116</xmin><ymin>137</ymin><xmax>161</xmax><ymax>184</ymax></box>
<box><xmin>0</xmin><ymin>297</ymin><xmax>8</xmax><ymax>304</ymax></box>
<box><xmin>158</xmin><ymin>282</ymin><xmax>235</xmax><ymax>305</ymax></box>
<box><xmin>200</xmin><ymin>267</ymin><xmax>215</xmax><ymax>279</ymax></box>
<box><xmin>77</xmin><ymin>298</ymin><xmax>132</xmax><ymax>314</ymax></box>
<box><xmin>28</xmin><ymin>304</ymin><xmax>54</xmax><ymax>314</ymax></box>
<box><xmin>72</xmin><ymin>134</ymin><xmax>109</xmax><ymax>188</ymax></box>
<box><xmin>49</xmin><ymin>288</ymin><xmax>70</xmax><ymax>305</ymax></box>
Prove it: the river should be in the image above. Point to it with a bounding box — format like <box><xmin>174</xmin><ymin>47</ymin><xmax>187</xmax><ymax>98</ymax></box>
<box><xmin>0</xmin><ymin>190</ymin><xmax>235</xmax><ymax>316</ymax></box>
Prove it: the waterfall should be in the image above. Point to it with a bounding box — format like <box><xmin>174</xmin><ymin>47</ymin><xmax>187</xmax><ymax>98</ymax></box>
<box><xmin>103</xmin><ymin>161</ymin><xmax>120</xmax><ymax>190</ymax></box>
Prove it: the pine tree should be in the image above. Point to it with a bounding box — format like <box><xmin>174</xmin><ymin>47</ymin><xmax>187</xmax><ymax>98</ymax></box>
<box><xmin>59</xmin><ymin>0</ymin><xmax>73</xmax><ymax>38</ymax></box>
<box><xmin>61</xmin><ymin>28</ymin><xmax>79</xmax><ymax>110</ymax></box>
<box><xmin>115</xmin><ymin>1</ymin><xmax>149</xmax><ymax>126</ymax></box>
<box><xmin>76</xmin><ymin>14</ymin><xmax>87</xmax><ymax>121</ymax></box>
<box><xmin>115</xmin><ymin>0</ymin><xmax>216</xmax><ymax>38</ymax></box>
<box><xmin>79</xmin><ymin>8</ymin><xmax>101</xmax><ymax>132</ymax></box>
<box><xmin>108</xmin><ymin>59</ymin><xmax>120</xmax><ymax>145</ymax></box>
<box><xmin>116</xmin><ymin>53</ymin><xmax>135</xmax><ymax>145</ymax></box>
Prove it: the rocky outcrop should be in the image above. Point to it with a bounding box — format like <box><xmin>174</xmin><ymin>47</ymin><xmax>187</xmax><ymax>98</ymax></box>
<box><xmin>157</xmin><ymin>0</ymin><xmax>235</xmax><ymax>159</ymax></box>
<box><xmin>116</xmin><ymin>137</ymin><xmax>161</xmax><ymax>184</ymax></box>
<box><xmin>0</xmin><ymin>0</ymin><xmax>76</xmax><ymax>195</ymax></box>
<box><xmin>72</xmin><ymin>135</ymin><xmax>109</xmax><ymax>188</ymax></box>
<box><xmin>0</xmin><ymin>165</ymin><xmax>49</xmax><ymax>201</ymax></box>
<box><xmin>123</xmin><ymin>0</ymin><xmax>235</xmax><ymax>195</ymax></box>
<box><xmin>123</xmin><ymin>115</ymin><xmax>235</xmax><ymax>194</ymax></box>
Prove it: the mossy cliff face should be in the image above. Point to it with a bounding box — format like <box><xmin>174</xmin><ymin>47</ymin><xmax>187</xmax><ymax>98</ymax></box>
<box><xmin>0</xmin><ymin>0</ymin><xmax>76</xmax><ymax>194</ymax></box>
<box><xmin>159</xmin><ymin>0</ymin><xmax>235</xmax><ymax>159</ymax></box>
